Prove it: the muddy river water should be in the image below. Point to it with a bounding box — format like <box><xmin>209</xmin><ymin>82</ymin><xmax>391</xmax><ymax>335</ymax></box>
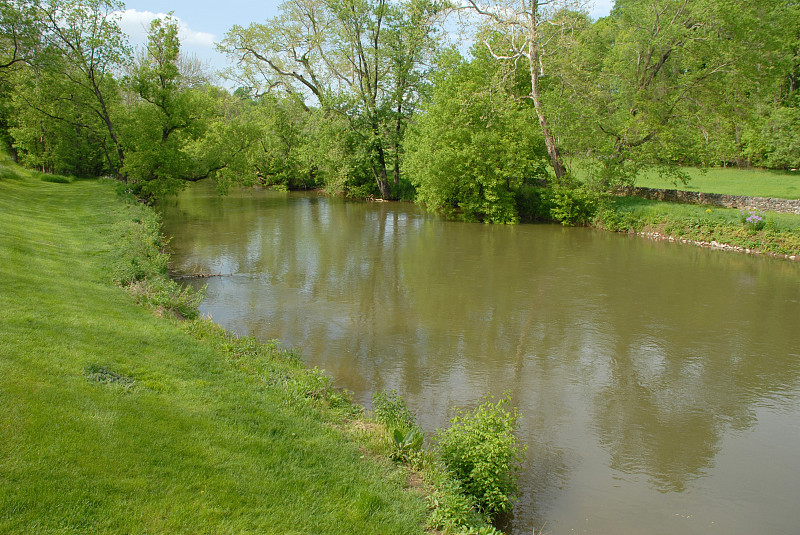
<box><xmin>161</xmin><ymin>183</ymin><xmax>800</xmax><ymax>535</ymax></box>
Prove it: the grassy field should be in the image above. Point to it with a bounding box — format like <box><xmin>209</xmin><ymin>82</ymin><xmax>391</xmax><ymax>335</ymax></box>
<box><xmin>568</xmin><ymin>158</ymin><xmax>800</xmax><ymax>199</ymax></box>
<box><xmin>634</xmin><ymin>166</ymin><xmax>800</xmax><ymax>199</ymax></box>
<box><xmin>0</xmin><ymin>169</ymin><xmax>428</xmax><ymax>533</ymax></box>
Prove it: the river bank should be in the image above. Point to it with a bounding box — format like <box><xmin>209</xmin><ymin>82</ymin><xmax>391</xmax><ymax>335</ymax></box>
<box><xmin>0</xmin><ymin>175</ymin><xmax>432</xmax><ymax>534</ymax></box>
<box><xmin>592</xmin><ymin>195</ymin><xmax>800</xmax><ymax>260</ymax></box>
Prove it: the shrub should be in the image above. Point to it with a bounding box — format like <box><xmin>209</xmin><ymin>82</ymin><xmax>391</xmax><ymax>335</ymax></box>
<box><xmin>546</xmin><ymin>185</ymin><xmax>602</xmax><ymax>226</ymax></box>
<box><xmin>373</xmin><ymin>390</ymin><xmax>418</xmax><ymax>432</ymax></box>
<box><xmin>435</xmin><ymin>395</ymin><xmax>524</xmax><ymax>519</ymax></box>
<box><xmin>515</xmin><ymin>185</ymin><xmax>552</xmax><ymax>221</ymax></box>
<box><xmin>423</xmin><ymin>461</ymin><xmax>501</xmax><ymax>535</ymax></box>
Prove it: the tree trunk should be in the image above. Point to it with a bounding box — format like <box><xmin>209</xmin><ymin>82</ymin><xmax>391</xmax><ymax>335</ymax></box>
<box><xmin>527</xmin><ymin>3</ymin><xmax>567</xmax><ymax>181</ymax></box>
<box><xmin>92</xmin><ymin>82</ymin><xmax>125</xmax><ymax>178</ymax></box>
<box><xmin>393</xmin><ymin>103</ymin><xmax>402</xmax><ymax>188</ymax></box>
<box><xmin>373</xmin><ymin>145</ymin><xmax>391</xmax><ymax>200</ymax></box>
<box><xmin>371</xmin><ymin>115</ymin><xmax>392</xmax><ymax>199</ymax></box>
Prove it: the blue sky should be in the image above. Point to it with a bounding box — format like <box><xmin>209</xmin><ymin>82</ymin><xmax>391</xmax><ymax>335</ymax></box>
<box><xmin>119</xmin><ymin>0</ymin><xmax>616</xmax><ymax>79</ymax></box>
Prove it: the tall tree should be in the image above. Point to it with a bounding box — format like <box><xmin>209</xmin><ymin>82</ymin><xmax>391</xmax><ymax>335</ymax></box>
<box><xmin>34</xmin><ymin>0</ymin><xmax>130</xmax><ymax>175</ymax></box>
<box><xmin>405</xmin><ymin>49</ymin><xmax>549</xmax><ymax>222</ymax></box>
<box><xmin>459</xmin><ymin>0</ymin><xmax>587</xmax><ymax>181</ymax></box>
<box><xmin>4</xmin><ymin>0</ymin><xmax>128</xmax><ymax>174</ymax></box>
<box><xmin>220</xmin><ymin>0</ymin><xmax>445</xmax><ymax>199</ymax></box>
<box><xmin>546</xmin><ymin>0</ymin><xmax>782</xmax><ymax>184</ymax></box>
<box><xmin>0</xmin><ymin>0</ymin><xmax>42</xmax><ymax>71</ymax></box>
<box><xmin>123</xmin><ymin>16</ymin><xmax>260</xmax><ymax>198</ymax></box>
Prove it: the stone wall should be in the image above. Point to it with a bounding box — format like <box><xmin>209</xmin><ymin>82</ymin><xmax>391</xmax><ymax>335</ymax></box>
<box><xmin>618</xmin><ymin>186</ymin><xmax>800</xmax><ymax>215</ymax></box>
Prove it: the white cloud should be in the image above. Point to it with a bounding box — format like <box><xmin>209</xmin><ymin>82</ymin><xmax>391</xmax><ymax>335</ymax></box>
<box><xmin>118</xmin><ymin>9</ymin><xmax>216</xmax><ymax>48</ymax></box>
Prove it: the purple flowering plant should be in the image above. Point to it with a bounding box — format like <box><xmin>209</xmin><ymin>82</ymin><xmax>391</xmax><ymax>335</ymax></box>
<box><xmin>740</xmin><ymin>209</ymin><xmax>766</xmax><ymax>231</ymax></box>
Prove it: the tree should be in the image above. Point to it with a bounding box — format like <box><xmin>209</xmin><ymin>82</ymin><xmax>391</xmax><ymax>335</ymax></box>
<box><xmin>122</xmin><ymin>16</ymin><xmax>261</xmax><ymax>198</ymax></box>
<box><xmin>545</xmin><ymin>0</ymin><xmax>789</xmax><ymax>185</ymax></box>
<box><xmin>405</xmin><ymin>50</ymin><xmax>549</xmax><ymax>223</ymax></box>
<box><xmin>219</xmin><ymin>0</ymin><xmax>445</xmax><ymax>199</ymax></box>
<box><xmin>738</xmin><ymin>1</ymin><xmax>800</xmax><ymax>169</ymax></box>
<box><xmin>4</xmin><ymin>0</ymin><xmax>126</xmax><ymax>174</ymax></box>
<box><xmin>35</xmin><ymin>0</ymin><xmax>130</xmax><ymax>175</ymax></box>
<box><xmin>458</xmin><ymin>0</ymin><xmax>588</xmax><ymax>181</ymax></box>
<box><xmin>0</xmin><ymin>0</ymin><xmax>42</xmax><ymax>71</ymax></box>
<box><xmin>8</xmin><ymin>60</ymin><xmax>110</xmax><ymax>175</ymax></box>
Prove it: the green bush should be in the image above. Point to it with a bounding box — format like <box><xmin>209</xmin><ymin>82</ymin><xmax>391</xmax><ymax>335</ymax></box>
<box><xmin>423</xmin><ymin>462</ymin><xmax>501</xmax><ymax>535</ymax></box>
<box><xmin>435</xmin><ymin>395</ymin><xmax>524</xmax><ymax>519</ymax></box>
<box><xmin>515</xmin><ymin>185</ymin><xmax>552</xmax><ymax>221</ymax></box>
<box><xmin>373</xmin><ymin>390</ymin><xmax>418</xmax><ymax>432</ymax></box>
<box><xmin>546</xmin><ymin>185</ymin><xmax>602</xmax><ymax>226</ymax></box>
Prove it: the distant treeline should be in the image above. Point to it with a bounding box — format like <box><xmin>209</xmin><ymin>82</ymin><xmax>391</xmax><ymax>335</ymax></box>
<box><xmin>1</xmin><ymin>0</ymin><xmax>797</xmax><ymax>221</ymax></box>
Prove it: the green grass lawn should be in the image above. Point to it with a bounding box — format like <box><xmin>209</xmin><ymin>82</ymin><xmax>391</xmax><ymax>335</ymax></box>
<box><xmin>634</xmin><ymin>166</ymin><xmax>800</xmax><ymax>199</ymax></box>
<box><xmin>568</xmin><ymin>157</ymin><xmax>800</xmax><ymax>199</ymax></box>
<box><xmin>0</xmin><ymin>172</ymin><xmax>427</xmax><ymax>534</ymax></box>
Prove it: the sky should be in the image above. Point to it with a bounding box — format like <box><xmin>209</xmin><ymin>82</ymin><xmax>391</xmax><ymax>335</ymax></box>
<box><xmin>118</xmin><ymin>0</ymin><xmax>616</xmax><ymax>80</ymax></box>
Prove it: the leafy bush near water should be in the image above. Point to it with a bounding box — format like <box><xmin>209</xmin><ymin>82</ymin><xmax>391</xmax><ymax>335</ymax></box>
<box><xmin>371</xmin><ymin>390</ymin><xmax>523</xmax><ymax>533</ymax></box>
<box><xmin>373</xmin><ymin>390</ymin><xmax>420</xmax><ymax>433</ymax></box>
<box><xmin>436</xmin><ymin>395</ymin><xmax>525</xmax><ymax>520</ymax></box>
<box><xmin>545</xmin><ymin>185</ymin><xmax>604</xmax><ymax>226</ymax></box>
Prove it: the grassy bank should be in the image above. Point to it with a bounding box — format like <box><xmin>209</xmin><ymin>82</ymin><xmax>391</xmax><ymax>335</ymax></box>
<box><xmin>1</xmin><ymin>155</ymin><xmax>520</xmax><ymax>535</ymax></box>
<box><xmin>555</xmin><ymin>158</ymin><xmax>800</xmax><ymax>257</ymax></box>
<box><xmin>594</xmin><ymin>196</ymin><xmax>800</xmax><ymax>258</ymax></box>
<box><xmin>0</xmin><ymin>172</ymin><xmax>430</xmax><ymax>533</ymax></box>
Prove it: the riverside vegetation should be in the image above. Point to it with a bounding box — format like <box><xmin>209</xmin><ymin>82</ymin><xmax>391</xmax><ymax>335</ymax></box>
<box><xmin>2</xmin><ymin>0</ymin><xmax>799</xmax><ymax>214</ymax></box>
<box><xmin>0</xmin><ymin>152</ymin><xmax>524</xmax><ymax>534</ymax></box>
<box><xmin>3</xmin><ymin>0</ymin><xmax>798</xmax><ymax>258</ymax></box>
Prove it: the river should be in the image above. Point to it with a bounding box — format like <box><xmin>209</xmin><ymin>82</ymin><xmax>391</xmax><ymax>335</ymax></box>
<box><xmin>160</xmin><ymin>182</ymin><xmax>800</xmax><ymax>535</ymax></box>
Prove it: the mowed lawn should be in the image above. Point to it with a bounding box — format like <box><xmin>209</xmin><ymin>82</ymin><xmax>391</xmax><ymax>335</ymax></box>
<box><xmin>0</xmin><ymin>174</ymin><xmax>426</xmax><ymax>534</ymax></box>
<box><xmin>634</xmin><ymin>166</ymin><xmax>800</xmax><ymax>199</ymax></box>
<box><xmin>569</xmin><ymin>157</ymin><xmax>800</xmax><ymax>199</ymax></box>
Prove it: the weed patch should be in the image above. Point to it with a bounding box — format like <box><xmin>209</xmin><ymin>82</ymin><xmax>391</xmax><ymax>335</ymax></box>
<box><xmin>85</xmin><ymin>364</ymin><xmax>136</xmax><ymax>390</ymax></box>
